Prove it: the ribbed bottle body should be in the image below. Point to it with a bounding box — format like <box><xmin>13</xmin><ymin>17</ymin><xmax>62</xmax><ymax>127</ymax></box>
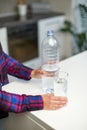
<box><xmin>41</xmin><ymin>30</ymin><xmax>60</xmax><ymax>93</ymax></box>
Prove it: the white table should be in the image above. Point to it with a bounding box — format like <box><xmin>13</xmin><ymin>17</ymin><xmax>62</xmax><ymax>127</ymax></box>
<box><xmin>2</xmin><ymin>51</ymin><xmax>87</xmax><ymax>130</ymax></box>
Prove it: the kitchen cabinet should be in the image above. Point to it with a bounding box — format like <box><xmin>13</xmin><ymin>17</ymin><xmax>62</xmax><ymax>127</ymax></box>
<box><xmin>0</xmin><ymin>27</ymin><xmax>8</xmax><ymax>54</ymax></box>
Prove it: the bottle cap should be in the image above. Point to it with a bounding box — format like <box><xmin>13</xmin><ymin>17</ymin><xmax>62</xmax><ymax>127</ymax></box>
<box><xmin>47</xmin><ymin>30</ymin><xmax>54</xmax><ymax>36</ymax></box>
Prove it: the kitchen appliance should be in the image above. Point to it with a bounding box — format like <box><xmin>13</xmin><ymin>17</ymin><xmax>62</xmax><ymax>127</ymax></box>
<box><xmin>7</xmin><ymin>22</ymin><xmax>38</xmax><ymax>64</ymax></box>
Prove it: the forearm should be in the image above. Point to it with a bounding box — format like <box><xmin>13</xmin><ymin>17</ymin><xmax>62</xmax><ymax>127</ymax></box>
<box><xmin>4</xmin><ymin>52</ymin><xmax>33</xmax><ymax>80</ymax></box>
<box><xmin>0</xmin><ymin>90</ymin><xmax>43</xmax><ymax>113</ymax></box>
<box><xmin>8</xmin><ymin>63</ymin><xmax>33</xmax><ymax>80</ymax></box>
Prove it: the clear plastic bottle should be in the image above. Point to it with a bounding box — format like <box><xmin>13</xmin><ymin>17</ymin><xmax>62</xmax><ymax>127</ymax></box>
<box><xmin>41</xmin><ymin>30</ymin><xmax>60</xmax><ymax>93</ymax></box>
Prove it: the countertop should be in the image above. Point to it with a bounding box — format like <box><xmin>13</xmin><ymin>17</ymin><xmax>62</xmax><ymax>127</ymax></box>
<box><xmin>0</xmin><ymin>12</ymin><xmax>64</xmax><ymax>28</ymax></box>
<box><xmin>30</xmin><ymin>51</ymin><xmax>87</xmax><ymax>130</ymax></box>
<box><xmin>2</xmin><ymin>51</ymin><xmax>87</xmax><ymax>130</ymax></box>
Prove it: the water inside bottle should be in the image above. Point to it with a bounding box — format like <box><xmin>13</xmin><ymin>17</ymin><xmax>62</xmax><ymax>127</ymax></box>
<box><xmin>42</xmin><ymin>64</ymin><xmax>58</xmax><ymax>93</ymax></box>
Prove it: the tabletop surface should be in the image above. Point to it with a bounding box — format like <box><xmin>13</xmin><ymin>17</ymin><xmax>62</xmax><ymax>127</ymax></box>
<box><xmin>2</xmin><ymin>51</ymin><xmax>87</xmax><ymax>130</ymax></box>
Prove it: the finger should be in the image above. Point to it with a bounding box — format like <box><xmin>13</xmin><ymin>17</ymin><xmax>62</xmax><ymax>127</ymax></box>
<box><xmin>43</xmin><ymin>70</ymin><xmax>55</xmax><ymax>76</ymax></box>
<box><xmin>50</xmin><ymin>97</ymin><xmax>67</xmax><ymax>105</ymax></box>
<box><xmin>50</xmin><ymin>104</ymin><xmax>65</xmax><ymax>110</ymax></box>
<box><xmin>52</xmin><ymin>96</ymin><xmax>68</xmax><ymax>102</ymax></box>
<box><xmin>51</xmin><ymin>101</ymin><xmax>67</xmax><ymax>108</ymax></box>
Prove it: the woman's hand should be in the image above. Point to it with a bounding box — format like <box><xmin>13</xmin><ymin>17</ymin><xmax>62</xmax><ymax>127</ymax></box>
<box><xmin>31</xmin><ymin>68</ymin><xmax>43</xmax><ymax>79</ymax></box>
<box><xmin>31</xmin><ymin>68</ymin><xmax>56</xmax><ymax>79</ymax></box>
<box><xmin>42</xmin><ymin>93</ymin><xmax>68</xmax><ymax>110</ymax></box>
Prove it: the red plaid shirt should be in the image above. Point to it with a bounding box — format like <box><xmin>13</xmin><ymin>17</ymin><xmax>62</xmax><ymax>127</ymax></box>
<box><xmin>0</xmin><ymin>43</ymin><xmax>43</xmax><ymax>114</ymax></box>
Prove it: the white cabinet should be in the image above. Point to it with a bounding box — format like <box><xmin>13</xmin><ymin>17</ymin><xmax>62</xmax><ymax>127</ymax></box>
<box><xmin>0</xmin><ymin>27</ymin><xmax>9</xmax><ymax>54</ymax></box>
<box><xmin>24</xmin><ymin>15</ymin><xmax>66</xmax><ymax>68</ymax></box>
<box><xmin>38</xmin><ymin>15</ymin><xmax>65</xmax><ymax>60</ymax></box>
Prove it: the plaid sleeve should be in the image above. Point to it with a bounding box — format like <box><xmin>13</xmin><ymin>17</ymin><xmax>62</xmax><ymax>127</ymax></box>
<box><xmin>0</xmin><ymin>90</ymin><xmax>43</xmax><ymax>113</ymax></box>
<box><xmin>3</xmin><ymin>52</ymin><xmax>33</xmax><ymax>80</ymax></box>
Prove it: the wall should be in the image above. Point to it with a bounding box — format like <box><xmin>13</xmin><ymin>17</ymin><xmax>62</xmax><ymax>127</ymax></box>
<box><xmin>0</xmin><ymin>0</ymin><xmax>17</xmax><ymax>16</ymax></box>
<box><xmin>0</xmin><ymin>0</ymin><xmax>41</xmax><ymax>16</ymax></box>
<box><xmin>42</xmin><ymin>0</ymin><xmax>72</xmax><ymax>19</ymax></box>
<box><xmin>0</xmin><ymin>0</ymin><xmax>71</xmax><ymax>18</ymax></box>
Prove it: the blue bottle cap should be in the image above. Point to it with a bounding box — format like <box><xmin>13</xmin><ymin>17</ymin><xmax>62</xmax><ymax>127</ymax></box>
<box><xmin>47</xmin><ymin>30</ymin><xmax>54</xmax><ymax>36</ymax></box>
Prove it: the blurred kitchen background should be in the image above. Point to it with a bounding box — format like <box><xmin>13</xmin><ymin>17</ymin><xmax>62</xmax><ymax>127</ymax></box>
<box><xmin>0</xmin><ymin>0</ymin><xmax>87</xmax><ymax>69</ymax></box>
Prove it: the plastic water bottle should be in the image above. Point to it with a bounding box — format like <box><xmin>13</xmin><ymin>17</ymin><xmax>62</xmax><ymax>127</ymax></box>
<box><xmin>41</xmin><ymin>30</ymin><xmax>60</xmax><ymax>93</ymax></box>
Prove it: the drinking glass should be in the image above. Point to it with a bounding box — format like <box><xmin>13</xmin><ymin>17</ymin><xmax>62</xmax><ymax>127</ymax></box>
<box><xmin>54</xmin><ymin>71</ymin><xmax>68</xmax><ymax>96</ymax></box>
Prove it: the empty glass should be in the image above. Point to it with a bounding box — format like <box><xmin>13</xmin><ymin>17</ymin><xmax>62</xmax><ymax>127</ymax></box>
<box><xmin>54</xmin><ymin>71</ymin><xmax>68</xmax><ymax>96</ymax></box>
